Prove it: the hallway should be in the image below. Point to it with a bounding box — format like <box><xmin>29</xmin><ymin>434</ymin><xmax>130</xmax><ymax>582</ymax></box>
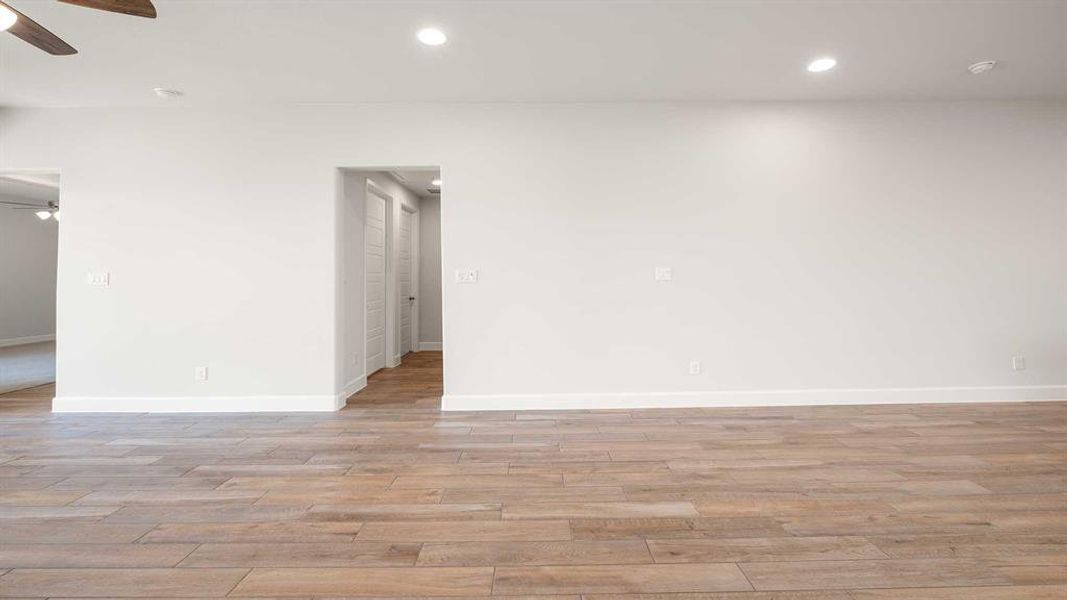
<box><xmin>346</xmin><ymin>351</ymin><xmax>443</xmax><ymax>409</ymax></box>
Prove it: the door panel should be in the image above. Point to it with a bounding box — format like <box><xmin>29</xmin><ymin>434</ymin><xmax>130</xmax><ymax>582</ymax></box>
<box><xmin>365</xmin><ymin>191</ymin><xmax>387</xmax><ymax>375</ymax></box>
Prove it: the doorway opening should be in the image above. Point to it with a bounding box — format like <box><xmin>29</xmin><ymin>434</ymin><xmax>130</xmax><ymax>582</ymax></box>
<box><xmin>338</xmin><ymin>168</ymin><xmax>443</xmax><ymax>409</ymax></box>
<box><xmin>0</xmin><ymin>172</ymin><xmax>60</xmax><ymax>407</ymax></box>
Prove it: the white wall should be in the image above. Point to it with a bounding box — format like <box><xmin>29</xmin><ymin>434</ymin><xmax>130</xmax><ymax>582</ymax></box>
<box><xmin>418</xmin><ymin>195</ymin><xmax>443</xmax><ymax>349</ymax></box>
<box><xmin>338</xmin><ymin>170</ymin><xmax>366</xmax><ymax>402</ymax></box>
<box><xmin>0</xmin><ymin>195</ymin><xmax>58</xmax><ymax>345</ymax></box>
<box><xmin>0</xmin><ymin>102</ymin><xmax>1062</xmax><ymax>412</ymax></box>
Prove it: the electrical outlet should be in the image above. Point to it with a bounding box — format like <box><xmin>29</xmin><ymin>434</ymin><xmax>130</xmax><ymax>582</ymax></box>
<box><xmin>655</xmin><ymin>267</ymin><xmax>673</xmax><ymax>282</ymax></box>
<box><xmin>87</xmin><ymin>271</ymin><xmax>110</xmax><ymax>287</ymax></box>
<box><xmin>1012</xmin><ymin>356</ymin><xmax>1026</xmax><ymax>371</ymax></box>
<box><xmin>455</xmin><ymin>269</ymin><xmax>479</xmax><ymax>284</ymax></box>
<box><xmin>688</xmin><ymin>360</ymin><xmax>702</xmax><ymax>375</ymax></box>
<box><xmin>194</xmin><ymin>366</ymin><xmax>209</xmax><ymax>381</ymax></box>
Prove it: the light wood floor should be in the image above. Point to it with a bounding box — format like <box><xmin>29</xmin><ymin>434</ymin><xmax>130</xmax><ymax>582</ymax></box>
<box><xmin>347</xmin><ymin>351</ymin><xmax>444</xmax><ymax>408</ymax></box>
<box><xmin>0</xmin><ymin>353</ymin><xmax>1064</xmax><ymax>598</ymax></box>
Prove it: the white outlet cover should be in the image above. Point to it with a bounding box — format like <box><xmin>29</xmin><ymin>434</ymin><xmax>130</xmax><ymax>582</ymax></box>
<box><xmin>194</xmin><ymin>366</ymin><xmax>209</xmax><ymax>381</ymax></box>
<box><xmin>1012</xmin><ymin>356</ymin><xmax>1026</xmax><ymax>371</ymax></box>
<box><xmin>688</xmin><ymin>360</ymin><xmax>701</xmax><ymax>375</ymax></box>
<box><xmin>655</xmin><ymin>267</ymin><xmax>673</xmax><ymax>282</ymax></box>
<box><xmin>455</xmin><ymin>269</ymin><xmax>479</xmax><ymax>284</ymax></box>
<box><xmin>87</xmin><ymin>271</ymin><xmax>110</xmax><ymax>287</ymax></box>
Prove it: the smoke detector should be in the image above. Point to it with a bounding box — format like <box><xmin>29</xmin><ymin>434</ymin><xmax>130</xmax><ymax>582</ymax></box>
<box><xmin>153</xmin><ymin>88</ymin><xmax>184</xmax><ymax>98</ymax></box>
<box><xmin>968</xmin><ymin>61</ymin><xmax>997</xmax><ymax>75</ymax></box>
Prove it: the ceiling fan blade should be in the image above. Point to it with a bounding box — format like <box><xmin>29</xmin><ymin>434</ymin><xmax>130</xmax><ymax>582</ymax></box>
<box><xmin>2</xmin><ymin>1</ymin><xmax>77</xmax><ymax>55</ymax></box>
<box><xmin>57</xmin><ymin>0</ymin><xmax>156</xmax><ymax>18</ymax></box>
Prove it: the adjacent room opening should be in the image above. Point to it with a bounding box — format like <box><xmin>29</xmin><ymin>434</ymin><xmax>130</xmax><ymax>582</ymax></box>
<box><xmin>338</xmin><ymin>168</ymin><xmax>443</xmax><ymax>409</ymax></box>
<box><xmin>0</xmin><ymin>172</ymin><xmax>60</xmax><ymax>401</ymax></box>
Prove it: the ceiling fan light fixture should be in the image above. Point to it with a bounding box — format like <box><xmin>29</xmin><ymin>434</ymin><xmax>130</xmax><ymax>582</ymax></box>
<box><xmin>35</xmin><ymin>210</ymin><xmax>53</xmax><ymax>220</ymax></box>
<box><xmin>0</xmin><ymin>4</ymin><xmax>17</xmax><ymax>32</ymax></box>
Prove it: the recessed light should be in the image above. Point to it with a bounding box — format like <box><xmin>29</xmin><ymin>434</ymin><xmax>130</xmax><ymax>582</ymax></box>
<box><xmin>153</xmin><ymin>88</ymin><xmax>184</xmax><ymax>98</ymax></box>
<box><xmin>968</xmin><ymin>60</ymin><xmax>997</xmax><ymax>75</ymax></box>
<box><xmin>807</xmin><ymin>57</ymin><xmax>837</xmax><ymax>73</ymax></box>
<box><xmin>417</xmin><ymin>27</ymin><xmax>447</xmax><ymax>46</ymax></box>
<box><xmin>431</xmin><ymin>178</ymin><xmax>442</xmax><ymax>186</ymax></box>
<box><xmin>0</xmin><ymin>4</ymin><xmax>17</xmax><ymax>32</ymax></box>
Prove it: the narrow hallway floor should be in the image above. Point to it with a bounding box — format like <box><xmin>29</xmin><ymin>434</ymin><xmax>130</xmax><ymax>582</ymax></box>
<box><xmin>346</xmin><ymin>350</ymin><xmax>443</xmax><ymax>409</ymax></box>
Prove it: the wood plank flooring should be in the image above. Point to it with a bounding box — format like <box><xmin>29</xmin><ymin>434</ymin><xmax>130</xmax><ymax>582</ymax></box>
<box><xmin>0</xmin><ymin>352</ymin><xmax>1064</xmax><ymax>598</ymax></box>
<box><xmin>346</xmin><ymin>351</ymin><xmax>443</xmax><ymax>408</ymax></box>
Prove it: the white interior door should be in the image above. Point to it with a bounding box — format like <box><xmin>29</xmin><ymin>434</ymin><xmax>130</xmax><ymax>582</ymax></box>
<box><xmin>399</xmin><ymin>208</ymin><xmax>413</xmax><ymax>357</ymax></box>
<box><xmin>365</xmin><ymin>190</ymin><xmax>387</xmax><ymax>375</ymax></box>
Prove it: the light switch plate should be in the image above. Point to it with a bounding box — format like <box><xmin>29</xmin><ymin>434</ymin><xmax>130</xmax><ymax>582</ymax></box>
<box><xmin>87</xmin><ymin>271</ymin><xmax>110</xmax><ymax>287</ymax></box>
<box><xmin>455</xmin><ymin>269</ymin><xmax>479</xmax><ymax>284</ymax></box>
<box><xmin>655</xmin><ymin>267</ymin><xmax>673</xmax><ymax>282</ymax></box>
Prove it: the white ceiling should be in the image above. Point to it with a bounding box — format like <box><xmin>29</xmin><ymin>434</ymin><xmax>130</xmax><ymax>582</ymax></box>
<box><xmin>0</xmin><ymin>0</ymin><xmax>1063</xmax><ymax>107</ymax></box>
<box><xmin>391</xmin><ymin>169</ymin><xmax>441</xmax><ymax>199</ymax></box>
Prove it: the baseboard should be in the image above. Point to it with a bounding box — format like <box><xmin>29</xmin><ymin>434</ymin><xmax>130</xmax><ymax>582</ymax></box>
<box><xmin>50</xmin><ymin>384</ymin><xmax>1065</xmax><ymax>414</ymax></box>
<box><xmin>0</xmin><ymin>334</ymin><xmax>55</xmax><ymax>348</ymax></box>
<box><xmin>337</xmin><ymin>375</ymin><xmax>367</xmax><ymax>407</ymax></box>
<box><xmin>52</xmin><ymin>395</ymin><xmax>343</xmax><ymax>413</ymax></box>
<box><xmin>441</xmin><ymin>385</ymin><xmax>1067</xmax><ymax>412</ymax></box>
<box><xmin>418</xmin><ymin>342</ymin><xmax>442</xmax><ymax>351</ymax></box>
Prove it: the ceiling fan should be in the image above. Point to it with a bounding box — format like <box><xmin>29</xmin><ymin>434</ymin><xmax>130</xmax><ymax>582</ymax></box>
<box><xmin>0</xmin><ymin>0</ymin><xmax>156</xmax><ymax>56</ymax></box>
<box><xmin>1</xmin><ymin>199</ymin><xmax>60</xmax><ymax>221</ymax></box>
